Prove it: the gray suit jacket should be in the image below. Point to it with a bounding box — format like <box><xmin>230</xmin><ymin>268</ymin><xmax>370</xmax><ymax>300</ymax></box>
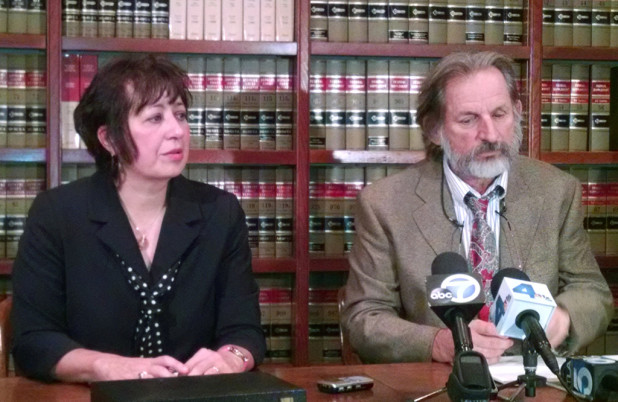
<box><xmin>342</xmin><ymin>156</ymin><xmax>613</xmax><ymax>363</ymax></box>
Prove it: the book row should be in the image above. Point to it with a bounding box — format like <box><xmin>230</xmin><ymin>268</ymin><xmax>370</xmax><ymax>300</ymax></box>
<box><xmin>310</xmin><ymin>0</ymin><xmax>524</xmax><ymax>45</ymax></box>
<box><xmin>0</xmin><ymin>0</ymin><xmax>46</xmax><ymax>34</ymax></box>
<box><xmin>0</xmin><ymin>53</ymin><xmax>47</xmax><ymax>149</ymax></box>
<box><xmin>543</xmin><ymin>0</ymin><xmax>618</xmax><ymax>47</ymax></box>
<box><xmin>61</xmin><ymin>53</ymin><xmax>295</xmax><ymax>151</ymax></box>
<box><xmin>541</xmin><ymin>62</ymin><xmax>618</xmax><ymax>152</ymax></box>
<box><xmin>62</xmin><ymin>0</ymin><xmax>295</xmax><ymax>42</ymax></box>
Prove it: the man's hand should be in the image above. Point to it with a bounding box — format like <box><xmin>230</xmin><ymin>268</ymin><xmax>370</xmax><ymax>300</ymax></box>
<box><xmin>545</xmin><ymin>306</ymin><xmax>570</xmax><ymax>349</ymax></box>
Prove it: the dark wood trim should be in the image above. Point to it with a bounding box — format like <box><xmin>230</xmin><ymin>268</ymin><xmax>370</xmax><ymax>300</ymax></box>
<box><xmin>543</xmin><ymin>47</ymin><xmax>618</xmax><ymax>61</ymax></box>
<box><xmin>540</xmin><ymin>152</ymin><xmax>618</xmax><ymax>165</ymax></box>
<box><xmin>310</xmin><ymin>150</ymin><xmax>426</xmax><ymax>165</ymax></box>
<box><xmin>0</xmin><ymin>33</ymin><xmax>45</xmax><ymax>49</ymax></box>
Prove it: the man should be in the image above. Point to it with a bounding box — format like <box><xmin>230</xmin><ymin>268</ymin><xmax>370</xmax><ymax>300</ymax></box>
<box><xmin>341</xmin><ymin>51</ymin><xmax>613</xmax><ymax>365</ymax></box>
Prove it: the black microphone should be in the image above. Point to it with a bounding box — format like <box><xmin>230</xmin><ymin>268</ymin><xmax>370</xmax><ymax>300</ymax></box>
<box><xmin>561</xmin><ymin>356</ymin><xmax>618</xmax><ymax>401</ymax></box>
<box><xmin>490</xmin><ymin>268</ymin><xmax>560</xmax><ymax>375</ymax></box>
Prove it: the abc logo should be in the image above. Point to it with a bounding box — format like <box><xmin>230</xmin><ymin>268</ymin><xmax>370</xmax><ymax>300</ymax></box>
<box><xmin>430</xmin><ymin>288</ymin><xmax>453</xmax><ymax>300</ymax></box>
<box><xmin>440</xmin><ymin>274</ymin><xmax>481</xmax><ymax>303</ymax></box>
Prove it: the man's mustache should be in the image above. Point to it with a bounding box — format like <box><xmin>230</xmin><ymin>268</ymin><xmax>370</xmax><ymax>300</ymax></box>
<box><xmin>472</xmin><ymin>141</ymin><xmax>511</xmax><ymax>157</ymax></box>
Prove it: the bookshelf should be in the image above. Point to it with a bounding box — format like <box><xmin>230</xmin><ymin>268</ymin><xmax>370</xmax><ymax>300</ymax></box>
<box><xmin>0</xmin><ymin>1</ymin><xmax>617</xmax><ymax>367</ymax></box>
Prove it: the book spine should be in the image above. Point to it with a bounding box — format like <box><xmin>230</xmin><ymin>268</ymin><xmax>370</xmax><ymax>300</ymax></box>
<box><xmin>187</xmin><ymin>164</ymin><xmax>208</xmax><ymax>184</ymax></box>
<box><xmin>23</xmin><ymin>164</ymin><xmax>44</xmax><ymax>217</ymax></box>
<box><xmin>275</xmin><ymin>166</ymin><xmax>293</xmax><ymax>258</ymax></box>
<box><xmin>592</xmin><ymin>0</ymin><xmax>611</xmax><ymax>46</ymax></box>
<box><xmin>98</xmin><ymin>0</ymin><xmax>117</xmax><ymax>38</ymax></box>
<box><xmin>573</xmin><ymin>0</ymin><xmax>592</xmax><ymax>46</ymax></box>
<box><xmin>409</xmin><ymin>60</ymin><xmax>429</xmax><ymax>150</ymax></box>
<box><xmin>169</xmin><ymin>0</ymin><xmax>186</xmax><ymax>39</ymax></box>
<box><xmin>446</xmin><ymin>0</ymin><xmax>466</xmax><ymax>44</ymax></box>
<box><xmin>308</xmin><ymin>281</ymin><xmax>324</xmax><ymax>363</ymax></box>
<box><xmin>409</xmin><ymin>1</ymin><xmax>429</xmax><ymax>43</ymax></box>
<box><xmin>389</xmin><ymin>0</ymin><xmax>409</xmax><ymax>42</ymax></box>
<box><xmin>275</xmin><ymin>58</ymin><xmax>293</xmax><ymax>150</ymax></box>
<box><xmin>7</xmin><ymin>0</ymin><xmax>27</xmax><ymax>33</ymax></box>
<box><xmin>243</xmin><ymin>0</ymin><xmax>260</xmax><ymax>41</ymax></box>
<box><xmin>7</xmin><ymin>54</ymin><xmax>26</xmax><ymax>148</ymax></box>
<box><xmin>612</xmin><ymin>0</ymin><xmax>618</xmax><ymax>47</ymax></box>
<box><xmin>186</xmin><ymin>0</ymin><xmax>203</xmax><ymax>40</ymax></box>
<box><xmin>465</xmin><ymin>0</ymin><xmax>485</xmax><ymax>44</ymax></box>
<box><xmin>241</xmin><ymin>167</ymin><xmax>260</xmax><ymax>256</ymax></box>
<box><xmin>541</xmin><ymin>63</ymin><xmax>552</xmax><ymax>152</ymax></box>
<box><xmin>223</xmin><ymin>57</ymin><xmax>241</xmax><ymax>149</ymax></box>
<box><xmin>222</xmin><ymin>0</ymin><xmax>242</xmax><ymax>40</ymax></box>
<box><xmin>568</xmin><ymin>63</ymin><xmax>590</xmax><ymax>151</ymax></box>
<box><xmin>554</xmin><ymin>0</ymin><xmax>574</xmax><ymax>46</ymax></box>
<box><xmin>223</xmin><ymin>167</ymin><xmax>243</xmax><ymax>206</ymax></box>
<box><xmin>366</xmin><ymin>59</ymin><xmax>389</xmax><ymax>150</ymax></box>
<box><xmin>368</xmin><ymin>0</ymin><xmax>388</xmax><ymax>42</ymax></box>
<box><xmin>310</xmin><ymin>0</ymin><xmax>329</xmax><ymax>40</ymax></box>
<box><xmin>26</xmin><ymin>0</ymin><xmax>46</xmax><ymax>34</ymax></box>
<box><xmin>550</xmin><ymin>63</ymin><xmax>571</xmax><ymax>151</ymax></box>
<box><xmin>78</xmin><ymin>54</ymin><xmax>97</xmax><ymax>98</ymax></box>
<box><xmin>25</xmin><ymin>54</ymin><xmax>46</xmax><ymax>148</ymax></box>
<box><xmin>590</xmin><ymin>64</ymin><xmax>611</xmax><ymax>151</ymax></box>
<box><xmin>61</xmin><ymin>54</ymin><xmax>80</xmax><ymax>150</ymax></box>
<box><xmin>349</xmin><ymin>0</ymin><xmax>368</xmax><ymax>41</ymax></box>
<box><xmin>81</xmin><ymin>0</ymin><xmax>98</xmax><ymax>37</ymax></box>
<box><xmin>328</xmin><ymin>0</ymin><xmax>349</xmax><ymax>41</ymax></box>
<box><xmin>0</xmin><ymin>165</ymin><xmax>5</xmax><ymax>259</ymax></box>
<box><xmin>588</xmin><ymin>168</ymin><xmax>608</xmax><ymax>255</ymax></box>
<box><xmin>543</xmin><ymin>0</ymin><xmax>555</xmax><ymax>45</ymax></box>
<box><xmin>63</xmin><ymin>0</ymin><xmax>81</xmax><ymax>36</ymax></box>
<box><xmin>258</xmin><ymin>167</ymin><xmax>277</xmax><ymax>258</ymax></box>
<box><xmin>324</xmin><ymin>166</ymin><xmax>345</xmax><ymax>255</ymax></box>
<box><xmin>0</xmin><ymin>54</ymin><xmax>7</xmax><ymax>147</ymax></box>
<box><xmin>203</xmin><ymin>0</ymin><xmax>221</xmax><ymax>40</ymax></box>
<box><xmin>309</xmin><ymin>167</ymin><xmax>326</xmax><ymax>255</ymax></box>
<box><xmin>484</xmin><ymin>0</ymin><xmax>503</xmax><ymax>45</ymax></box>
<box><xmin>276</xmin><ymin>0</ymin><xmax>294</xmax><ymax>41</ymax></box>
<box><xmin>240</xmin><ymin>58</ymin><xmax>260</xmax><ymax>150</ymax></box>
<box><xmin>428</xmin><ymin>0</ymin><xmax>447</xmax><ymax>43</ymax></box>
<box><xmin>204</xmin><ymin>56</ymin><xmax>224</xmax><ymax>149</ymax></box>
<box><xmin>388</xmin><ymin>59</ymin><xmax>410</xmax><ymax>150</ymax></box>
<box><xmin>320</xmin><ymin>285</ymin><xmax>342</xmax><ymax>362</ymax></box>
<box><xmin>256</xmin><ymin>277</ymin><xmax>273</xmax><ymax>363</ymax></box>
<box><xmin>151</xmin><ymin>0</ymin><xmax>169</xmax><ymax>38</ymax></box>
<box><xmin>309</xmin><ymin>59</ymin><xmax>327</xmax><ymax>149</ymax></box>
<box><xmin>4</xmin><ymin>165</ymin><xmax>25</xmax><ymax>258</ymax></box>
<box><xmin>270</xmin><ymin>276</ymin><xmax>293</xmax><ymax>363</ymax></box>
<box><xmin>259</xmin><ymin>58</ymin><xmax>277</xmax><ymax>150</ymax></box>
<box><xmin>207</xmin><ymin>165</ymin><xmax>224</xmax><ymax>189</ymax></box>
<box><xmin>187</xmin><ymin>55</ymin><xmax>206</xmax><ymax>149</ymax></box>
<box><xmin>324</xmin><ymin>59</ymin><xmax>346</xmax><ymax>150</ymax></box>
<box><xmin>606</xmin><ymin>169</ymin><xmax>618</xmax><ymax>255</ymax></box>
<box><xmin>0</xmin><ymin>1</ymin><xmax>7</xmax><ymax>33</ymax></box>
<box><xmin>343</xmin><ymin>166</ymin><xmax>364</xmax><ymax>253</ymax></box>
<box><xmin>503</xmin><ymin>0</ymin><xmax>523</xmax><ymax>44</ymax></box>
<box><xmin>345</xmin><ymin>59</ymin><xmax>366</xmax><ymax>150</ymax></box>
<box><xmin>116</xmin><ymin>0</ymin><xmax>134</xmax><ymax>37</ymax></box>
<box><xmin>260</xmin><ymin>0</ymin><xmax>276</xmax><ymax>40</ymax></box>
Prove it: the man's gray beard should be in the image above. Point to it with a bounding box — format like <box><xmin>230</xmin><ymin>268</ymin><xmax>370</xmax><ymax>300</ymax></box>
<box><xmin>440</xmin><ymin>121</ymin><xmax>523</xmax><ymax>180</ymax></box>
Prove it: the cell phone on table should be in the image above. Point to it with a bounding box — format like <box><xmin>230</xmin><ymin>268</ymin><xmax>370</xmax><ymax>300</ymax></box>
<box><xmin>317</xmin><ymin>375</ymin><xmax>375</xmax><ymax>394</ymax></box>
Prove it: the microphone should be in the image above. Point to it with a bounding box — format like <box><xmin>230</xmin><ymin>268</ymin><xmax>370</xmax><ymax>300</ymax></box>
<box><xmin>490</xmin><ymin>268</ymin><xmax>559</xmax><ymax>374</ymax></box>
<box><xmin>561</xmin><ymin>356</ymin><xmax>618</xmax><ymax>401</ymax></box>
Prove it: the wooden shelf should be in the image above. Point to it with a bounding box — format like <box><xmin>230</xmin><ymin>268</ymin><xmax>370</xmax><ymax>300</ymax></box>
<box><xmin>0</xmin><ymin>148</ymin><xmax>46</xmax><ymax>163</ymax></box>
<box><xmin>310</xmin><ymin>257</ymin><xmax>349</xmax><ymax>272</ymax></box>
<box><xmin>310</xmin><ymin>42</ymin><xmax>532</xmax><ymax>59</ymax></box>
<box><xmin>540</xmin><ymin>152</ymin><xmax>618</xmax><ymax>165</ymax></box>
<box><xmin>310</xmin><ymin>150</ymin><xmax>426</xmax><ymax>165</ymax></box>
<box><xmin>598</xmin><ymin>256</ymin><xmax>618</xmax><ymax>270</ymax></box>
<box><xmin>0</xmin><ymin>260</ymin><xmax>10</xmax><ymax>275</ymax></box>
<box><xmin>62</xmin><ymin>37</ymin><xmax>298</xmax><ymax>56</ymax></box>
<box><xmin>0</xmin><ymin>33</ymin><xmax>46</xmax><ymax>49</ymax></box>
<box><xmin>543</xmin><ymin>47</ymin><xmax>618</xmax><ymax>61</ymax></box>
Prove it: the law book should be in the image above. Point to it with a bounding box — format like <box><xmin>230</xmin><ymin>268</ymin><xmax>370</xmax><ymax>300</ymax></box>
<box><xmin>366</xmin><ymin>59</ymin><xmax>389</xmax><ymax>150</ymax></box>
<box><xmin>465</xmin><ymin>0</ymin><xmax>484</xmax><ymax>43</ymax></box>
<box><xmin>132</xmin><ymin>1</ymin><xmax>152</xmax><ymax>38</ymax></box>
<box><xmin>222</xmin><ymin>0</ymin><xmax>242</xmax><ymax>40</ymax></box>
<box><xmin>348</xmin><ymin>0</ymin><xmax>368</xmax><ymax>41</ymax></box>
<box><xmin>7</xmin><ymin>54</ymin><xmax>26</xmax><ymax>148</ymax></box>
<box><xmin>324</xmin><ymin>59</ymin><xmax>346</xmax><ymax>150</ymax></box>
<box><xmin>78</xmin><ymin>54</ymin><xmax>97</xmax><ymax>99</ymax></box>
<box><xmin>409</xmin><ymin>0</ymin><xmax>429</xmax><ymax>43</ymax></box>
<box><xmin>4</xmin><ymin>164</ymin><xmax>25</xmax><ymax>259</ymax></box>
<box><xmin>23</xmin><ymin>164</ymin><xmax>44</xmax><ymax>216</ymax></box>
<box><xmin>587</xmin><ymin>168</ymin><xmax>607</xmax><ymax>255</ymax></box>
<box><xmin>554</xmin><ymin>0</ymin><xmax>574</xmax><ymax>45</ymax></box>
<box><xmin>550</xmin><ymin>63</ymin><xmax>571</xmax><ymax>151</ymax></box>
<box><xmin>186</xmin><ymin>0</ymin><xmax>204</xmax><ymax>40</ymax></box>
<box><xmin>115</xmin><ymin>0</ymin><xmax>133</xmax><ymax>37</ymax></box>
<box><xmin>258</xmin><ymin>58</ymin><xmax>277</xmax><ymax>150</ymax></box>
<box><xmin>446</xmin><ymin>0</ymin><xmax>466</xmax><ymax>43</ymax></box>
<box><xmin>388</xmin><ymin>59</ymin><xmax>410</xmax><ymax>150</ymax></box>
<box><xmin>243</xmin><ymin>0</ymin><xmax>260</xmax><ymax>41</ymax></box>
<box><xmin>169</xmin><ymin>0</ymin><xmax>187</xmax><ymax>39</ymax></box>
<box><xmin>98</xmin><ymin>0</ymin><xmax>116</xmax><ymax>38</ymax></box>
<box><xmin>260</xmin><ymin>0</ymin><xmax>276</xmax><ymax>41</ymax></box>
<box><xmin>541</xmin><ymin>63</ymin><xmax>553</xmax><ymax>152</ymax></box>
<box><xmin>428</xmin><ymin>0</ymin><xmax>448</xmax><ymax>43</ymax></box>
<box><xmin>345</xmin><ymin>59</ymin><xmax>366</xmax><ymax>150</ymax></box>
<box><xmin>150</xmin><ymin>0</ymin><xmax>169</xmax><ymax>38</ymax></box>
<box><xmin>590</xmin><ymin>64</ymin><xmax>611</xmax><ymax>151</ymax></box>
<box><xmin>543</xmin><ymin>0</ymin><xmax>555</xmax><ymax>45</ymax></box>
<box><xmin>0</xmin><ymin>2</ymin><xmax>7</xmax><ymax>33</ymax></box>
<box><xmin>323</xmin><ymin>166</ymin><xmax>345</xmax><ymax>255</ymax></box>
<box><xmin>573</xmin><ymin>0</ymin><xmax>592</xmax><ymax>46</ymax></box>
<box><xmin>328</xmin><ymin>0</ymin><xmax>348</xmax><ymax>41</ymax></box>
<box><xmin>368</xmin><ymin>0</ymin><xmax>388</xmax><ymax>42</ymax></box>
<box><xmin>203</xmin><ymin>0</ymin><xmax>221</xmax><ymax>40</ymax></box>
<box><xmin>207</xmin><ymin>165</ymin><xmax>224</xmax><ymax>189</ymax></box>
<box><xmin>63</xmin><ymin>0</ymin><xmax>81</xmax><ymax>36</ymax></box>
<box><xmin>256</xmin><ymin>275</ymin><xmax>274</xmax><ymax>362</ymax></box>
<box><xmin>275</xmin><ymin>58</ymin><xmax>293</xmax><ymax>150</ymax></box>
<box><xmin>309</xmin><ymin>167</ymin><xmax>326</xmax><ymax>255</ymax></box>
<box><xmin>7</xmin><ymin>0</ymin><xmax>27</xmax><ymax>33</ymax></box>
<box><xmin>240</xmin><ymin>58</ymin><xmax>260</xmax><ymax>150</ymax></box>
<box><xmin>309</xmin><ymin>59</ymin><xmax>326</xmax><ymax>149</ymax></box>
<box><xmin>343</xmin><ymin>166</ymin><xmax>363</xmax><ymax>253</ymax></box>
<box><xmin>223</xmin><ymin>166</ymin><xmax>243</xmax><ymax>208</ymax></box>
<box><xmin>365</xmin><ymin>165</ymin><xmax>387</xmax><ymax>185</ymax></box>
<box><xmin>484</xmin><ymin>0</ymin><xmax>504</xmax><ymax>44</ymax></box>
<box><xmin>592</xmin><ymin>0</ymin><xmax>611</xmax><ymax>46</ymax></box>
<box><xmin>568</xmin><ymin>63</ymin><xmax>590</xmax><ymax>151</ymax></box>
<box><xmin>258</xmin><ymin>168</ymin><xmax>277</xmax><ymax>258</ymax></box>
<box><xmin>275</xmin><ymin>166</ymin><xmax>293</xmax><ymax>258</ymax></box>
<box><xmin>612</xmin><ymin>0</ymin><xmax>618</xmax><ymax>46</ymax></box>
<box><xmin>276</xmin><ymin>0</ymin><xmax>294</xmax><ymax>41</ymax></box>
<box><xmin>81</xmin><ymin>0</ymin><xmax>97</xmax><ymax>37</ymax></box>
<box><xmin>503</xmin><ymin>0</ymin><xmax>523</xmax><ymax>44</ymax></box>
<box><xmin>25</xmin><ymin>54</ymin><xmax>46</xmax><ymax>149</ymax></box>
<box><xmin>389</xmin><ymin>0</ymin><xmax>409</xmax><ymax>41</ymax></box>
<box><xmin>0</xmin><ymin>54</ymin><xmax>8</xmax><ymax>147</ymax></box>
<box><xmin>187</xmin><ymin>164</ymin><xmax>208</xmax><ymax>184</ymax></box>
<box><xmin>0</xmin><ymin>164</ymin><xmax>6</xmax><ymax>258</ymax></box>
<box><xmin>204</xmin><ymin>56</ymin><xmax>224</xmax><ymax>149</ymax></box>
<box><xmin>61</xmin><ymin>53</ymin><xmax>80</xmax><ymax>150</ymax></box>
<box><xmin>223</xmin><ymin>57</ymin><xmax>241</xmax><ymax>149</ymax></box>
<box><xmin>308</xmin><ymin>276</ymin><xmax>325</xmax><ymax>363</ymax></box>
<box><xmin>310</xmin><ymin>0</ymin><xmax>329</xmax><ymax>40</ymax></box>
<box><xmin>606</xmin><ymin>168</ymin><xmax>618</xmax><ymax>255</ymax></box>
<box><xmin>269</xmin><ymin>275</ymin><xmax>293</xmax><ymax>363</ymax></box>
<box><xmin>409</xmin><ymin>60</ymin><xmax>429</xmax><ymax>151</ymax></box>
<box><xmin>26</xmin><ymin>0</ymin><xmax>46</xmax><ymax>34</ymax></box>
<box><xmin>187</xmin><ymin>56</ymin><xmax>206</xmax><ymax>149</ymax></box>
<box><xmin>241</xmin><ymin>167</ymin><xmax>260</xmax><ymax>256</ymax></box>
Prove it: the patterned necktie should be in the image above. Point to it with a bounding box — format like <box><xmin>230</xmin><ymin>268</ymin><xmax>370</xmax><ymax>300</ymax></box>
<box><xmin>465</xmin><ymin>189</ymin><xmax>500</xmax><ymax>321</ymax></box>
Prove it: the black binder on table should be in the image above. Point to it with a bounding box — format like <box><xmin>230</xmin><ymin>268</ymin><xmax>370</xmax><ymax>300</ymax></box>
<box><xmin>91</xmin><ymin>371</ymin><xmax>306</xmax><ymax>402</ymax></box>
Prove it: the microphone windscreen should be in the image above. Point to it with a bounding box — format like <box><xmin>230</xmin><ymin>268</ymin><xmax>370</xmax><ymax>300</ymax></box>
<box><xmin>431</xmin><ymin>252</ymin><xmax>468</xmax><ymax>275</ymax></box>
<box><xmin>490</xmin><ymin>267</ymin><xmax>530</xmax><ymax>298</ymax></box>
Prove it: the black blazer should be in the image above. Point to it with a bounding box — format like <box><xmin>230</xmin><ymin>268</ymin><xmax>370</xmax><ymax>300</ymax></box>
<box><xmin>11</xmin><ymin>171</ymin><xmax>266</xmax><ymax>381</ymax></box>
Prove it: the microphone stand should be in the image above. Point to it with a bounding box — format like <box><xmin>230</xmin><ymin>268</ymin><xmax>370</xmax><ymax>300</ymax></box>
<box><xmin>497</xmin><ymin>338</ymin><xmax>547</xmax><ymax>401</ymax></box>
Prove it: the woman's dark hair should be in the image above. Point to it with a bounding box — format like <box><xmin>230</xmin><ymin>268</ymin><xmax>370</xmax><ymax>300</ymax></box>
<box><xmin>74</xmin><ymin>54</ymin><xmax>191</xmax><ymax>178</ymax></box>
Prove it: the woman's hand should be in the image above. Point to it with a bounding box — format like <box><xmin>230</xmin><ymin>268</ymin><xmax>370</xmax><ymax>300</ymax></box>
<box><xmin>184</xmin><ymin>345</ymin><xmax>252</xmax><ymax>376</ymax></box>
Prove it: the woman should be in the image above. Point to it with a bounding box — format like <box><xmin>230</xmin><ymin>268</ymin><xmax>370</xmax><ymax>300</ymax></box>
<box><xmin>11</xmin><ymin>54</ymin><xmax>265</xmax><ymax>382</ymax></box>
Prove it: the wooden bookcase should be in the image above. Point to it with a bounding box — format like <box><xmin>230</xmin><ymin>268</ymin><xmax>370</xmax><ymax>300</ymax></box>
<box><xmin>0</xmin><ymin>1</ymin><xmax>617</xmax><ymax>366</ymax></box>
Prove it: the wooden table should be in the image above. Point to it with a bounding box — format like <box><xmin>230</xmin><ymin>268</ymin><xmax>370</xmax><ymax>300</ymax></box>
<box><xmin>0</xmin><ymin>363</ymin><xmax>574</xmax><ymax>401</ymax></box>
